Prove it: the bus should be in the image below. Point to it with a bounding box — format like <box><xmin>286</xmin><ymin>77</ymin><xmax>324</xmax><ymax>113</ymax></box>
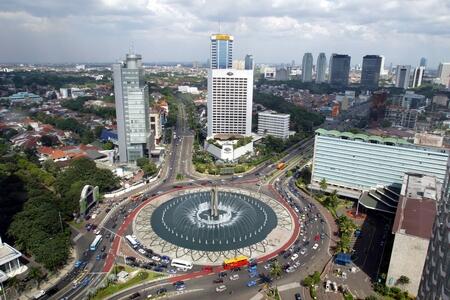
<box><xmin>276</xmin><ymin>162</ymin><xmax>286</xmax><ymax>170</ymax></box>
<box><xmin>223</xmin><ymin>256</ymin><xmax>249</xmax><ymax>270</ymax></box>
<box><xmin>171</xmin><ymin>258</ymin><xmax>193</xmax><ymax>271</ymax></box>
<box><xmin>90</xmin><ymin>235</ymin><xmax>102</xmax><ymax>251</ymax></box>
<box><xmin>125</xmin><ymin>235</ymin><xmax>139</xmax><ymax>249</ymax></box>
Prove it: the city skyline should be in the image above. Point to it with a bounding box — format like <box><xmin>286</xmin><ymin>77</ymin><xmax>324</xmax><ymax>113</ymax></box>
<box><xmin>0</xmin><ymin>0</ymin><xmax>449</xmax><ymax>66</ymax></box>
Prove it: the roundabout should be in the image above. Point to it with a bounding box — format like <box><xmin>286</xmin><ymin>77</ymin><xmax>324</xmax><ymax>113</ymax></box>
<box><xmin>132</xmin><ymin>187</ymin><xmax>296</xmax><ymax>264</ymax></box>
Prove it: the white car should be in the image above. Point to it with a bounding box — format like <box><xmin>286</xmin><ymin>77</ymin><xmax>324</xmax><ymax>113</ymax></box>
<box><xmin>325</xmin><ymin>280</ymin><xmax>331</xmax><ymax>292</ymax></box>
<box><xmin>285</xmin><ymin>266</ymin><xmax>296</xmax><ymax>273</ymax></box>
<box><xmin>229</xmin><ymin>274</ymin><xmax>239</xmax><ymax>281</ymax></box>
<box><xmin>300</xmin><ymin>248</ymin><xmax>306</xmax><ymax>255</ymax></box>
<box><xmin>216</xmin><ymin>285</ymin><xmax>227</xmax><ymax>292</ymax></box>
<box><xmin>332</xmin><ymin>282</ymin><xmax>338</xmax><ymax>292</ymax></box>
<box><xmin>93</xmin><ymin>229</ymin><xmax>101</xmax><ymax>235</ymax></box>
<box><xmin>291</xmin><ymin>253</ymin><xmax>299</xmax><ymax>261</ymax></box>
<box><xmin>294</xmin><ymin>261</ymin><xmax>301</xmax><ymax>268</ymax></box>
<box><xmin>302</xmin><ymin>236</ymin><xmax>307</xmax><ymax>242</ymax></box>
<box><xmin>312</xmin><ymin>243</ymin><xmax>319</xmax><ymax>250</ymax></box>
<box><xmin>152</xmin><ymin>255</ymin><xmax>161</xmax><ymax>262</ymax></box>
<box><xmin>264</xmin><ymin>263</ymin><xmax>271</xmax><ymax>270</ymax></box>
<box><xmin>137</xmin><ymin>248</ymin><xmax>146</xmax><ymax>255</ymax></box>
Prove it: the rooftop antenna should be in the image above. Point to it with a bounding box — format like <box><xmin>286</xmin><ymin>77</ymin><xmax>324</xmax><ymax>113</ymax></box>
<box><xmin>130</xmin><ymin>42</ymin><xmax>135</xmax><ymax>55</ymax></box>
<box><xmin>218</xmin><ymin>17</ymin><xmax>221</xmax><ymax>33</ymax></box>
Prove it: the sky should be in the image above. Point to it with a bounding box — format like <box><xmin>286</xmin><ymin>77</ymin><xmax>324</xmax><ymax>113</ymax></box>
<box><xmin>1</xmin><ymin>0</ymin><xmax>450</xmax><ymax>68</ymax></box>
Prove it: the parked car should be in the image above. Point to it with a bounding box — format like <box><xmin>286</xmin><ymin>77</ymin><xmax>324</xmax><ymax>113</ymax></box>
<box><xmin>312</xmin><ymin>243</ymin><xmax>319</xmax><ymax>250</ymax></box>
<box><xmin>247</xmin><ymin>280</ymin><xmax>257</xmax><ymax>287</ymax></box>
<box><xmin>215</xmin><ymin>285</ymin><xmax>227</xmax><ymax>292</ymax></box>
<box><xmin>213</xmin><ymin>278</ymin><xmax>224</xmax><ymax>284</ymax></box>
<box><xmin>229</xmin><ymin>274</ymin><xmax>239</xmax><ymax>281</ymax></box>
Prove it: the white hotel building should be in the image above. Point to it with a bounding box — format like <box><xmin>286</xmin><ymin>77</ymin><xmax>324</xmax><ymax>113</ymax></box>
<box><xmin>207</xmin><ymin>68</ymin><xmax>253</xmax><ymax>139</ymax></box>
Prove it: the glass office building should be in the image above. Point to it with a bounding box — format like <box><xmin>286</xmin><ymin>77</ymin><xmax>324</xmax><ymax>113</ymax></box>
<box><xmin>210</xmin><ymin>34</ymin><xmax>233</xmax><ymax>69</ymax></box>
<box><xmin>311</xmin><ymin>129</ymin><xmax>449</xmax><ymax>197</ymax></box>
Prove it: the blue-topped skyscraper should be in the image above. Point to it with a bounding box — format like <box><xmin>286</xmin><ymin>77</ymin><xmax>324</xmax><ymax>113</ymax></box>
<box><xmin>316</xmin><ymin>52</ymin><xmax>327</xmax><ymax>83</ymax></box>
<box><xmin>329</xmin><ymin>54</ymin><xmax>351</xmax><ymax>86</ymax></box>
<box><xmin>113</xmin><ymin>53</ymin><xmax>150</xmax><ymax>163</ymax></box>
<box><xmin>210</xmin><ymin>34</ymin><xmax>234</xmax><ymax>69</ymax></box>
<box><xmin>302</xmin><ymin>53</ymin><xmax>313</xmax><ymax>82</ymax></box>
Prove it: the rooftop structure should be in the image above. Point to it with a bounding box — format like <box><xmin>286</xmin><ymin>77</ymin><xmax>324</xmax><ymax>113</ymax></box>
<box><xmin>210</xmin><ymin>34</ymin><xmax>233</xmax><ymax>69</ymax></box>
<box><xmin>7</xmin><ymin>92</ymin><xmax>42</xmax><ymax>104</ymax></box>
<box><xmin>386</xmin><ymin>173</ymin><xmax>440</xmax><ymax>297</ymax></box>
<box><xmin>0</xmin><ymin>237</ymin><xmax>28</xmax><ymax>282</ymax></box>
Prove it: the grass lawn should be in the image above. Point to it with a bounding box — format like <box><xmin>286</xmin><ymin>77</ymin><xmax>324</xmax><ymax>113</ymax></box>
<box><xmin>91</xmin><ymin>271</ymin><xmax>164</xmax><ymax>300</ymax></box>
<box><xmin>68</xmin><ymin>220</ymin><xmax>84</xmax><ymax>230</ymax></box>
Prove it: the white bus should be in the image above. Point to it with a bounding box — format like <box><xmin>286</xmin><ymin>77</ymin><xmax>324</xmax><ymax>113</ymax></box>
<box><xmin>171</xmin><ymin>258</ymin><xmax>193</xmax><ymax>270</ymax></box>
<box><xmin>90</xmin><ymin>235</ymin><xmax>103</xmax><ymax>251</ymax></box>
<box><xmin>125</xmin><ymin>235</ymin><xmax>138</xmax><ymax>249</ymax></box>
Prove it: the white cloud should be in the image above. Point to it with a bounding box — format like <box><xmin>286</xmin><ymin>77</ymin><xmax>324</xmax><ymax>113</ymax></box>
<box><xmin>0</xmin><ymin>0</ymin><xmax>449</xmax><ymax>65</ymax></box>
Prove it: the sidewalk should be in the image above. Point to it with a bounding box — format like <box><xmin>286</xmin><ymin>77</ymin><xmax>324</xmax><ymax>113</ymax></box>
<box><xmin>18</xmin><ymin>248</ymin><xmax>76</xmax><ymax>300</ymax></box>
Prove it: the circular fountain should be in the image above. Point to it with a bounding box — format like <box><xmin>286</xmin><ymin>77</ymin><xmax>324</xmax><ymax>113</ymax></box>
<box><xmin>150</xmin><ymin>188</ymin><xmax>277</xmax><ymax>251</ymax></box>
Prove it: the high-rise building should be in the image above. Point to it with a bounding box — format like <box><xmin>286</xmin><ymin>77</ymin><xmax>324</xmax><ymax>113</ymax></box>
<box><xmin>257</xmin><ymin>111</ymin><xmax>290</xmax><ymax>140</ymax></box>
<box><xmin>420</xmin><ymin>57</ymin><xmax>427</xmax><ymax>67</ymax></box>
<box><xmin>113</xmin><ymin>53</ymin><xmax>150</xmax><ymax>163</ymax></box>
<box><xmin>417</xmin><ymin>187</ymin><xmax>449</xmax><ymax>300</ymax></box>
<box><xmin>437</xmin><ymin>62</ymin><xmax>450</xmax><ymax>88</ymax></box>
<box><xmin>302</xmin><ymin>53</ymin><xmax>313</xmax><ymax>82</ymax></box>
<box><xmin>412</xmin><ymin>66</ymin><xmax>425</xmax><ymax>88</ymax></box>
<box><xmin>360</xmin><ymin>55</ymin><xmax>382</xmax><ymax>88</ymax></box>
<box><xmin>316</xmin><ymin>53</ymin><xmax>327</xmax><ymax>83</ymax></box>
<box><xmin>380</xmin><ymin>55</ymin><xmax>388</xmax><ymax>76</ymax></box>
<box><xmin>328</xmin><ymin>54</ymin><xmax>351</xmax><ymax>86</ymax></box>
<box><xmin>210</xmin><ymin>34</ymin><xmax>233</xmax><ymax>69</ymax></box>
<box><xmin>207</xmin><ymin>69</ymin><xmax>253</xmax><ymax>139</ymax></box>
<box><xmin>244</xmin><ymin>54</ymin><xmax>254</xmax><ymax>70</ymax></box>
<box><xmin>395</xmin><ymin>65</ymin><xmax>412</xmax><ymax>89</ymax></box>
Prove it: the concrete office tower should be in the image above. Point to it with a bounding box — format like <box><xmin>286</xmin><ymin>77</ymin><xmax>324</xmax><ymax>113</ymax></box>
<box><xmin>316</xmin><ymin>52</ymin><xmax>327</xmax><ymax>83</ymax></box>
<box><xmin>361</xmin><ymin>55</ymin><xmax>382</xmax><ymax>88</ymax></box>
<box><xmin>207</xmin><ymin>69</ymin><xmax>254</xmax><ymax>138</ymax></box>
<box><xmin>437</xmin><ymin>62</ymin><xmax>450</xmax><ymax>88</ymax></box>
<box><xmin>395</xmin><ymin>65</ymin><xmax>412</xmax><ymax>89</ymax></box>
<box><xmin>420</xmin><ymin>57</ymin><xmax>427</xmax><ymax>67</ymax></box>
<box><xmin>380</xmin><ymin>55</ymin><xmax>388</xmax><ymax>76</ymax></box>
<box><xmin>210</xmin><ymin>34</ymin><xmax>233</xmax><ymax>69</ymax></box>
<box><xmin>302</xmin><ymin>53</ymin><xmax>313</xmax><ymax>82</ymax></box>
<box><xmin>329</xmin><ymin>54</ymin><xmax>351</xmax><ymax>86</ymax></box>
<box><xmin>412</xmin><ymin>66</ymin><xmax>425</xmax><ymax>88</ymax></box>
<box><xmin>257</xmin><ymin>111</ymin><xmax>290</xmax><ymax>140</ymax></box>
<box><xmin>113</xmin><ymin>53</ymin><xmax>150</xmax><ymax>163</ymax></box>
<box><xmin>417</xmin><ymin>187</ymin><xmax>449</xmax><ymax>300</ymax></box>
<box><xmin>244</xmin><ymin>54</ymin><xmax>254</xmax><ymax>70</ymax></box>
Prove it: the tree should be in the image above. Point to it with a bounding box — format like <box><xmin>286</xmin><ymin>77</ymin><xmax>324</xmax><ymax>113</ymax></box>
<box><xmin>136</xmin><ymin>157</ymin><xmax>149</xmax><ymax>168</ymax></box>
<box><xmin>269</xmin><ymin>261</ymin><xmax>283</xmax><ymax>279</ymax></box>
<box><xmin>142</xmin><ymin>161</ymin><xmax>158</xmax><ymax>177</ymax></box>
<box><xmin>365</xmin><ymin>296</ymin><xmax>378</xmax><ymax>300</ymax></box>
<box><xmin>28</xmin><ymin>267</ymin><xmax>44</xmax><ymax>287</ymax></box>
<box><xmin>40</xmin><ymin>135</ymin><xmax>56</xmax><ymax>147</ymax></box>
<box><xmin>319</xmin><ymin>178</ymin><xmax>328</xmax><ymax>193</ymax></box>
<box><xmin>397</xmin><ymin>275</ymin><xmax>410</xmax><ymax>285</ymax></box>
<box><xmin>102</xmin><ymin>141</ymin><xmax>114</xmax><ymax>150</ymax></box>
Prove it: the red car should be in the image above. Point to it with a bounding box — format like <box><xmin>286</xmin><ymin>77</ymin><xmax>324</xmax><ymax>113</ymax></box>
<box><xmin>314</xmin><ymin>234</ymin><xmax>321</xmax><ymax>241</ymax></box>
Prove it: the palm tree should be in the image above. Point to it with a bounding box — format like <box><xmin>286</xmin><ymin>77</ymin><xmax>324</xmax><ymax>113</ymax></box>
<box><xmin>319</xmin><ymin>178</ymin><xmax>328</xmax><ymax>193</ymax></box>
<box><xmin>269</xmin><ymin>261</ymin><xmax>283</xmax><ymax>279</ymax></box>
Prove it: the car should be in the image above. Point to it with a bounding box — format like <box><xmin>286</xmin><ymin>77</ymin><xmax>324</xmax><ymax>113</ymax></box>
<box><xmin>153</xmin><ymin>267</ymin><xmax>164</xmax><ymax>272</ymax></box>
<box><xmin>156</xmin><ymin>288</ymin><xmax>167</xmax><ymax>295</ymax></box>
<box><xmin>312</xmin><ymin>243</ymin><xmax>319</xmax><ymax>250</ymax></box>
<box><xmin>213</xmin><ymin>278</ymin><xmax>224</xmax><ymax>284</ymax></box>
<box><xmin>101</xmin><ymin>253</ymin><xmax>107</xmax><ymax>259</ymax></box>
<box><xmin>283</xmin><ymin>253</ymin><xmax>291</xmax><ymax>259</ymax></box>
<box><xmin>96</xmin><ymin>254</ymin><xmax>101</xmax><ymax>260</ymax></box>
<box><xmin>285</xmin><ymin>266</ymin><xmax>296</xmax><ymax>273</ymax></box>
<box><xmin>33</xmin><ymin>290</ymin><xmax>46</xmax><ymax>299</ymax></box>
<box><xmin>291</xmin><ymin>253</ymin><xmax>299</xmax><ymax>261</ymax></box>
<box><xmin>151</xmin><ymin>255</ymin><xmax>161</xmax><ymax>262</ymax></box>
<box><xmin>215</xmin><ymin>285</ymin><xmax>227</xmax><ymax>292</ymax></box>
<box><xmin>248</xmin><ymin>265</ymin><xmax>257</xmax><ymax>272</ymax></box>
<box><xmin>231</xmin><ymin>267</ymin><xmax>241</xmax><ymax>272</ymax></box>
<box><xmin>74</xmin><ymin>260</ymin><xmax>83</xmax><ymax>268</ymax></box>
<box><xmin>325</xmin><ymin>280</ymin><xmax>331</xmax><ymax>292</ymax></box>
<box><xmin>331</xmin><ymin>282</ymin><xmax>338</xmax><ymax>292</ymax></box>
<box><xmin>173</xmin><ymin>280</ymin><xmax>185</xmax><ymax>287</ymax></box>
<box><xmin>101</xmin><ymin>246</ymin><xmax>106</xmax><ymax>252</ymax></box>
<box><xmin>93</xmin><ymin>229</ymin><xmax>101</xmax><ymax>235</ymax></box>
<box><xmin>302</xmin><ymin>236</ymin><xmax>307</xmax><ymax>242</ymax></box>
<box><xmin>294</xmin><ymin>261</ymin><xmax>301</xmax><ymax>268</ymax></box>
<box><xmin>218</xmin><ymin>271</ymin><xmax>227</xmax><ymax>278</ymax></box>
<box><xmin>229</xmin><ymin>274</ymin><xmax>239</xmax><ymax>280</ymax></box>
<box><xmin>138</xmin><ymin>248</ymin><xmax>146</xmax><ymax>255</ymax></box>
<box><xmin>314</xmin><ymin>234</ymin><xmax>320</xmax><ymax>241</ymax></box>
<box><xmin>249</xmin><ymin>271</ymin><xmax>258</xmax><ymax>278</ymax></box>
<box><xmin>300</xmin><ymin>248</ymin><xmax>306</xmax><ymax>255</ymax></box>
<box><xmin>247</xmin><ymin>280</ymin><xmax>257</xmax><ymax>287</ymax></box>
<box><xmin>129</xmin><ymin>292</ymin><xmax>141</xmax><ymax>299</ymax></box>
<box><xmin>105</xmin><ymin>232</ymin><xmax>111</xmax><ymax>239</ymax></box>
<box><xmin>167</xmin><ymin>268</ymin><xmax>177</xmax><ymax>274</ymax></box>
<box><xmin>264</xmin><ymin>263</ymin><xmax>271</xmax><ymax>270</ymax></box>
<box><xmin>295</xmin><ymin>293</ymin><xmax>302</xmax><ymax>300</ymax></box>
